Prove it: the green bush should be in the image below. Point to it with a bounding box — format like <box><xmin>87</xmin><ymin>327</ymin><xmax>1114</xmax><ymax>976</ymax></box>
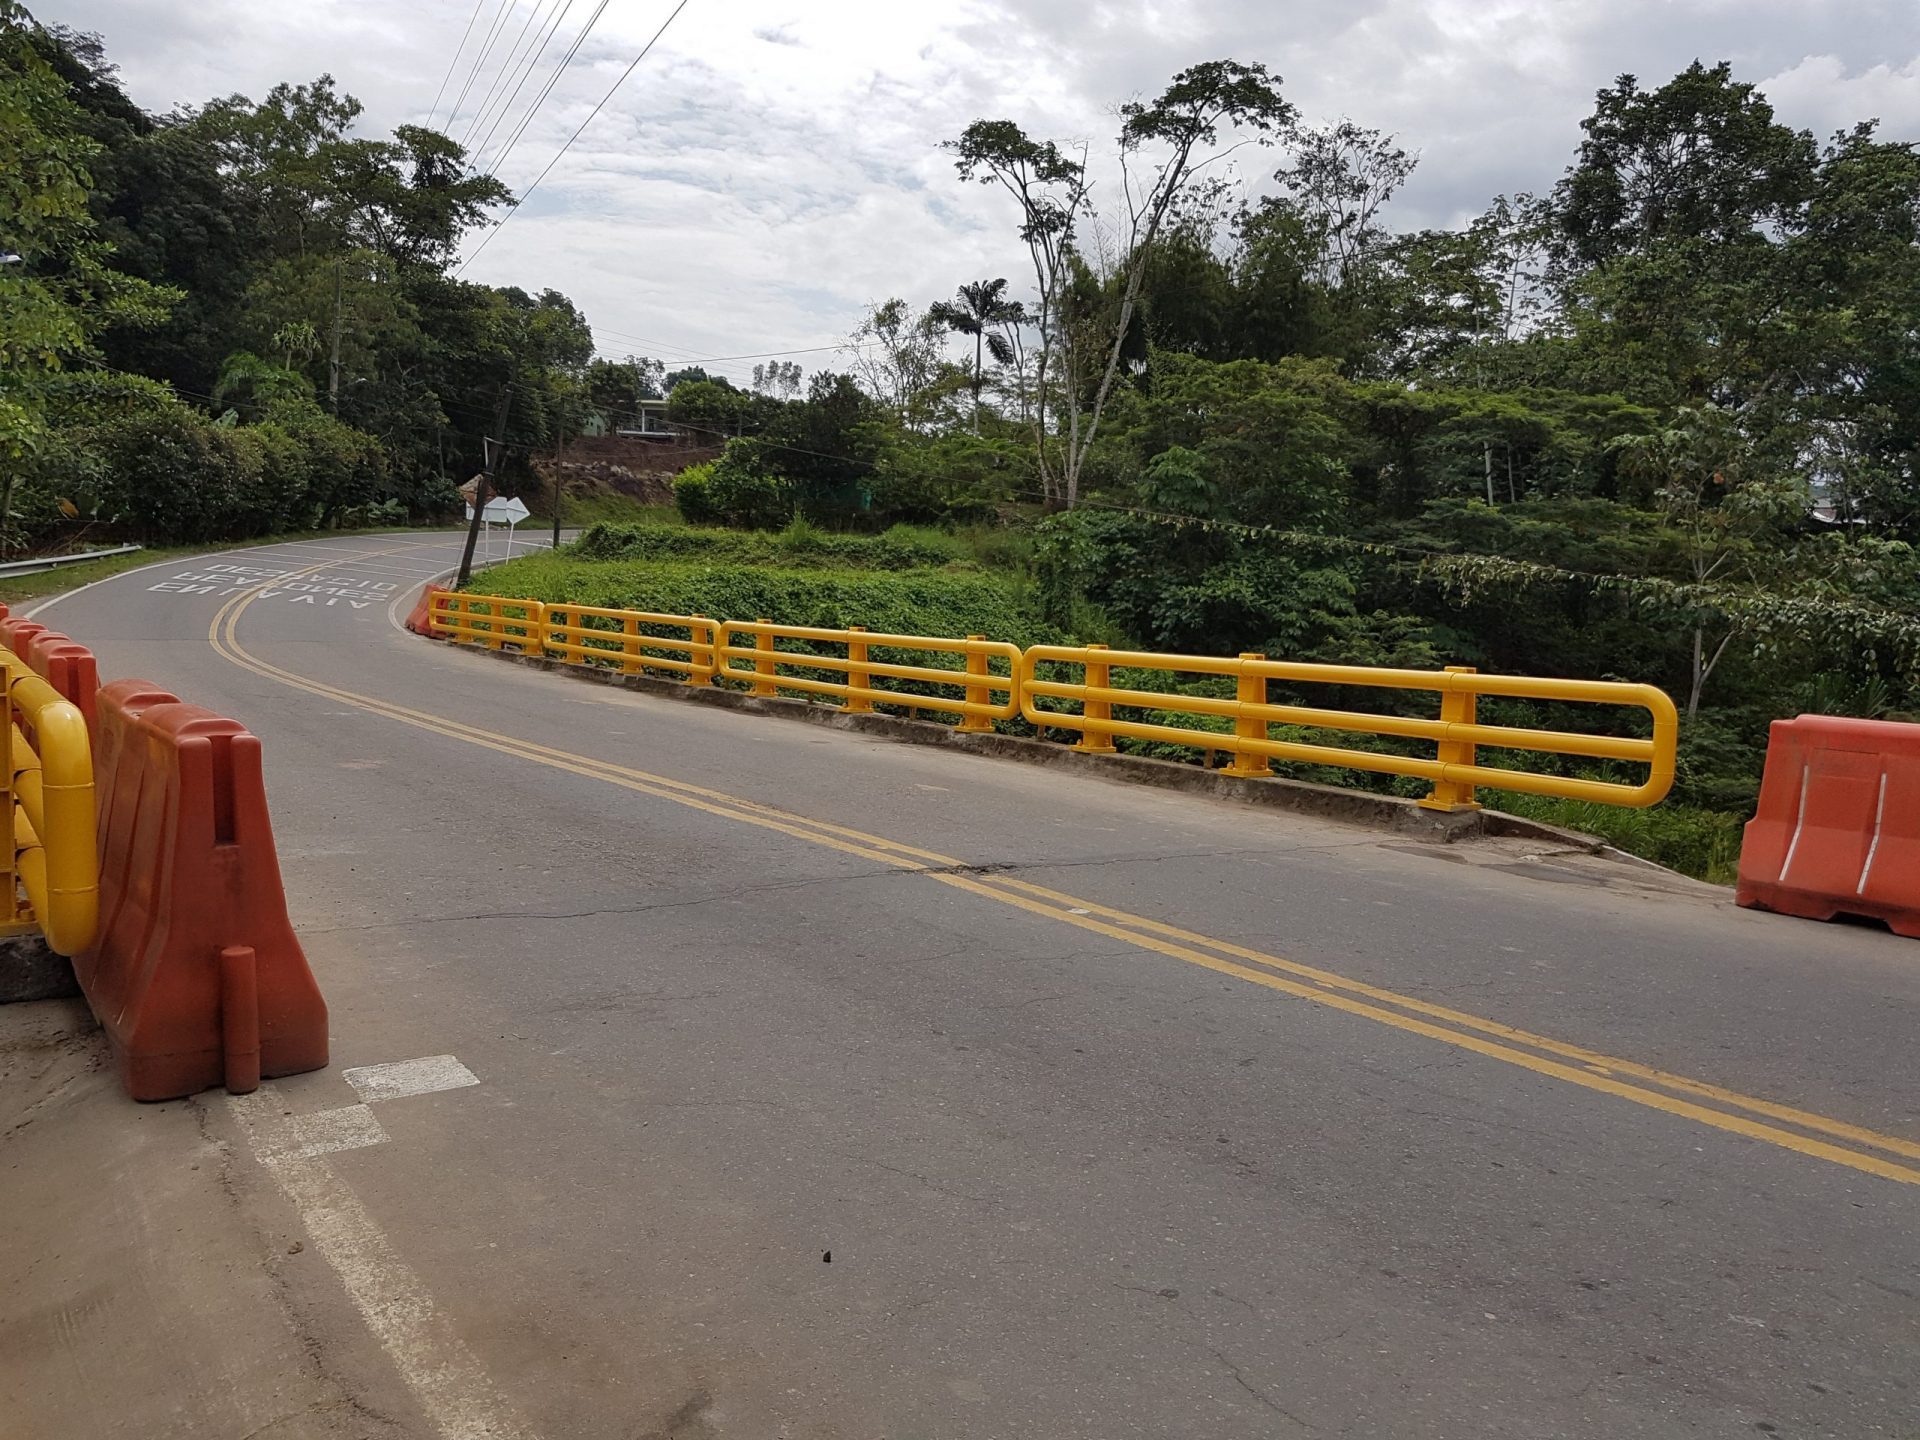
<box><xmin>673</xmin><ymin>463</ymin><xmax>718</xmax><ymax>525</ymax></box>
<box><xmin>568</xmin><ymin>520</ymin><xmax>971</xmax><ymax>572</ymax></box>
<box><xmin>468</xmin><ymin>553</ymin><xmax>1037</xmax><ymax>644</ymax></box>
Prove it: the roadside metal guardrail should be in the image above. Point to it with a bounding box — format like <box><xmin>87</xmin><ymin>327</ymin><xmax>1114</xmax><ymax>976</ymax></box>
<box><xmin>0</xmin><ymin>544</ymin><xmax>141</xmax><ymax>580</ymax></box>
<box><xmin>427</xmin><ymin>592</ymin><xmax>1678</xmax><ymax>811</ymax></box>
<box><xmin>428</xmin><ymin>592</ymin><xmax>545</xmax><ymax>651</ymax></box>
<box><xmin>545</xmin><ymin>601</ymin><xmax>718</xmax><ymax>683</ymax></box>
<box><xmin>0</xmin><ymin>647</ymin><xmax>98</xmax><ymax>955</ymax></box>
<box><xmin>716</xmin><ymin>621</ymin><xmax>1020</xmax><ymax>728</ymax></box>
<box><xmin>1020</xmin><ymin>646</ymin><xmax>1678</xmax><ymax>811</ymax></box>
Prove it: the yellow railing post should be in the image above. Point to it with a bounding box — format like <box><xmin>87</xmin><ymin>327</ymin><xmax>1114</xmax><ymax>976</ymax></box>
<box><xmin>1422</xmin><ymin>665</ymin><xmax>1481</xmax><ymax>811</ymax></box>
<box><xmin>957</xmin><ymin>635</ymin><xmax>993</xmax><ymax>733</ymax></box>
<box><xmin>1075</xmin><ymin>644</ymin><xmax>1118</xmax><ymax>753</ymax></box>
<box><xmin>620</xmin><ymin>612</ymin><xmax>641</xmax><ymax>673</ymax></box>
<box><xmin>1222</xmin><ymin>653</ymin><xmax>1274</xmax><ymax>777</ymax></box>
<box><xmin>689</xmin><ymin>616</ymin><xmax>713</xmax><ymax>686</ymax></box>
<box><xmin>751</xmin><ymin>621</ymin><xmax>777</xmax><ymax>697</ymax></box>
<box><xmin>844</xmin><ymin>626</ymin><xmax>873</xmax><ymax>713</ymax></box>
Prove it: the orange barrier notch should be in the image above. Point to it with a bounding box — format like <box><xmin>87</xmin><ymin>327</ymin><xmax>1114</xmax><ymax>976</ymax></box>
<box><xmin>76</xmin><ymin>678</ymin><xmax>328</xmax><ymax>1100</ymax></box>
<box><xmin>1736</xmin><ymin>715</ymin><xmax>1920</xmax><ymax>938</ymax></box>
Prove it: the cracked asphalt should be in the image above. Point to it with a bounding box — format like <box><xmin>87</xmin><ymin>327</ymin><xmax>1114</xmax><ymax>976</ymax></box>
<box><xmin>5</xmin><ymin>533</ymin><xmax>1919</xmax><ymax>1440</ymax></box>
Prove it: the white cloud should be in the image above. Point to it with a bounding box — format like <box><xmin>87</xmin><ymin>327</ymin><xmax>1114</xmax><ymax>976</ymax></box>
<box><xmin>33</xmin><ymin>0</ymin><xmax>1920</xmax><ymax>370</ymax></box>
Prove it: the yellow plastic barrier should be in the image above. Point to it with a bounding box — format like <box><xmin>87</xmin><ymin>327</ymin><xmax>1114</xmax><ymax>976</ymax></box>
<box><xmin>716</xmin><ymin>620</ymin><xmax>1020</xmax><ymax>729</ymax></box>
<box><xmin>1019</xmin><ymin>646</ymin><xmax>1678</xmax><ymax>810</ymax></box>
<box><xmin>0</xmin><ymin>652</ymin><xmax>98</xmax><ymax>955</ymax></box>
<box><xmin>429</xmin><ymin>592</ymin><xmax>544</xmax><ymax>651</ymax></box>
<box><xmin>542</xmin><ymin>603</ymin><xmax>717</xmax><ymax>684</ymax></box>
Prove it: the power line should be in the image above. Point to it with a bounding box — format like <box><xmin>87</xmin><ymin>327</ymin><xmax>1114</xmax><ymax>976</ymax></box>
<box><xmin>444</xmin><ymin>0</ymin><xmax>520</xmax><ymax>140</ymax></box>
<box><xmin>457</xmin><ymin>0</ymin><xmax>563</xmax><ymax>152</ymax></box>
<box><xmin>467</xmin><ymin>0</ymin><xmax>580</xmax><ymax>164</ymax></box>
<box><xmin>427</xmin><ymin>0</ymin><xmax>490</xmax><ymax>129</ymax></box>
<box><xmin>458</xmin><ymin>0</ymin><xmax>694</xmax><ymax>276</ymax></box>
<box><xmin>481</xmin><ymin>0</ymin><xmax>613</xmax><ymax>176</ymax></box>
<box><xmin>588</xmin><ymin>326</ymin><xmax>862</xmax><ymax>363</ymax></box>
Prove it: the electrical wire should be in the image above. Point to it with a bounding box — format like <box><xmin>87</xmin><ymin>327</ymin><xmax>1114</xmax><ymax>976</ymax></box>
<box><xmin>458</xmin><ymin>0</ymin><xmax>694</xmax><ymax>275</ymax></box>
<box><xmin>480</xmin><ymin>0</ymin><xmax>613</xmax><ymax>177</ymax></box>
<box><xmin>427</xmin><ymin>0</ymin><xmax>490</xmax><ymax>130</ymax></box>
<box><xmin>467</xmin><ymin>0</ymin><xmax>580</xmax><ymax>165</ymax></box>
<box><xmin>443</xmin><ymin>0</ymin><xmax>520</xmax><ymax>140</ymax></box>
<box><xmin>457</xmin><ymin>0</ymin><xmax>563</xmax><ymax>152</ymax></box>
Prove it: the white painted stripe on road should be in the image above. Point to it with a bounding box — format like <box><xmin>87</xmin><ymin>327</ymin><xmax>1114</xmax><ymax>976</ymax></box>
<box><xmin>345</xmin><ymin>1055</ymin><xmax>481</xmax><ymax>1104</ymax></box>
<box><xmin>258</xmin><ymin>1103</ymin><xmax>391</xmax><ymax>1160</ymax></box>
<box><xmin>230</xmin><ymin>1086</ymin><xmax>538</xmax><ymax>1440</ymax></box>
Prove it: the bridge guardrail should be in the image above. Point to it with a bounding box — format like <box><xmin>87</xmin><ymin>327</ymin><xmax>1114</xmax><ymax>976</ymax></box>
<box><xmin>1</xmin><ymin>648</ymin><xmax>98</xmax><ymax>955</ymax></box>
<box><xmin>437</xmin><ymin>590</ymin><xmax>1676</xmax><ymax>810</ymax></box>
<box><xmin>543</xmin><ymin>602</ymin><xmax>717</xmax><ymax>684</ymax></box>
<box><xmin>429</xmin><ymin>592</ymin><xmax>544</xmax><ymax>650</ymax></box>
<box><xmin>1020</xmin><ymin>646</ymin><xmax>1678</xmax><ymax>811</ymax></box>
<box><xmin>716</xmin><ymin>620</ymin><xmax>1019</xmax><ymax>729</ymax></box>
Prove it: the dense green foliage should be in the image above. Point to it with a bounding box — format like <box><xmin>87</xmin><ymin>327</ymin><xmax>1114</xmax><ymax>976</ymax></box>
<box><xmin>471</xmin><ymin>550</ymin><xmax>1033</xmax><ymax>644</ymax></box>
<box><xmin>571</xmin><ymin>519</ymin><xmax>966</xmax><ymax>571</ymax></box>
<box><xmin>0</xmin><ymin>11</ymin><xmax>619</xmax><ymax>547</ymax></box>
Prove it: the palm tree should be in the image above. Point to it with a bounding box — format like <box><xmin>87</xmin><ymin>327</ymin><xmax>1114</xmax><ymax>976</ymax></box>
<box><xmin>929</xmin><ymin>278</ymin><xmax>1022</xmax><ymax>433</ymax></box>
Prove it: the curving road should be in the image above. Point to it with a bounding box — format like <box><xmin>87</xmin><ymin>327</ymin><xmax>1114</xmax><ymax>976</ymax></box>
<box><xmin>7</xmin><ymin>532</ymin><xmax>1919</xmax><ymax>1439</ymax></box>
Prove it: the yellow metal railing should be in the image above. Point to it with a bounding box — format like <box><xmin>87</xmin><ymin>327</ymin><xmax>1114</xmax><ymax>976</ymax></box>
<box><xmin>716</xmin><ymin>620</ymin><xmax>1020</xmax><ymax>729</ymax></box>
<box><xmin>0</xmin><ymin>649</ymin><xmax>98</xmax><ymax>954</ymax></box>
<box><xmin>1020</xmin><ymin>646</ymin><xmax>1679</xmax><ymax>810</ymax></box>
<box><xmin>542</xmin><ymin>603</ymin><xmax>717</xmax><ymax>683</ymax></box>
<box><xmin>443</xmin><ymin>590</ymin><xmax>1679</xmax><ymax>810</ymax></box>
<box><xmin>429</xmin><ymin>592</ymin><xmax>545</xmax><ymax>651</ymax></box>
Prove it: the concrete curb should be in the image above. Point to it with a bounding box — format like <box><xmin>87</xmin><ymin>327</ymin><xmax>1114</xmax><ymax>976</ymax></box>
<box><xmin>439</xmin><ymin>639</ymin><xmax>1617</xmax><ymax>852</ymax></box>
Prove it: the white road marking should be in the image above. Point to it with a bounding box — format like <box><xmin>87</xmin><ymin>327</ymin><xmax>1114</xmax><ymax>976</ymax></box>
<box><xmin>345</xmin><ymin>1055</ymin><xmax>481</xmax><ymax>1104</ymax></box>
<box><xmin>258</xmin><ymin>1103</ymin><xmax>391</xmax><ymax>1160</ymax></box>
<box><xmin>230</xmin><ymin>1084</ymin><xmax>537</xmax><ymax>1440</ymax></box>
<box><xmin>24</xmin><ymin>537</ymin><xmax>467</xmax><ymax>620</ymax></box>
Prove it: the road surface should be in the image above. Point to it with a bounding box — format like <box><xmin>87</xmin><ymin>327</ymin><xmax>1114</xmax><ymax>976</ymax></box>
<box><xmin>4</xmin><ymin>532</ymin><xmax>1917</xmax><ymax>1439</ymax></box>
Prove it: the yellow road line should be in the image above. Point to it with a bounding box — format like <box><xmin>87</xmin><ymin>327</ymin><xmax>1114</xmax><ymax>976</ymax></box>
<box><xmin>201</xmin><ymin>547</ymin><xmax>1920</xmax><ymax>1188</ymax></box>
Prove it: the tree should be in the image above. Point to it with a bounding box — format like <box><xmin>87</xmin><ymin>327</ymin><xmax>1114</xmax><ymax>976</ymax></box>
<box><xmin>751</xmin><ymin>359</ymin><xmax>803</xmax><ymax>399</ymax></box>
<box><xmin>928</xmin><ymin>279</ymin><xmax>1022</xmax><ymax>432</ymax></box>
<box><xmin>1269</xmin><ymin>120</ymin><xmax>1416</xmax><ymax>290</ymax></box>
<box><xmin>1612</xmin><ymin>405</ymin><xmax>1807</xmax><ymax>714</ymax></box>
<box><xmin>847</xmin><ymin>297</ymin><xmax>950</xmax><ymax>423</ymax></box>
<box><xmin>951</xmin><ymin>60</ymin><xmax>1295</xmax><ymax>507</ymax></box>
<box><xmin>1555</xmin><ymin>63</ymin><xmax>1818</xmax><ymax>269</ymax></box>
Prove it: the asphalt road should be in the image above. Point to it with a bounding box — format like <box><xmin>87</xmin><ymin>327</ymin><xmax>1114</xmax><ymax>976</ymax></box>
<box><xmin>8</xmin><ymin>531</ymin><xmax>1919</xmax><ymax>1440</ymax></box>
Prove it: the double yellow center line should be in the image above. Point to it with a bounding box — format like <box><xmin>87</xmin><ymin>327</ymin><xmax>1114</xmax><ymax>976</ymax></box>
<box><xmin>210</xmin><ymin>549</ymin><xmax>1920</xmax><ymax>1188</ymax></box>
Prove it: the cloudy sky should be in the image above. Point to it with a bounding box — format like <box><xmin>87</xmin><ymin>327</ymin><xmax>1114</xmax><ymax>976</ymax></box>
<box><xmin>36</xmin><ymin>0</ymin><xmax>1920</xmax><ymax>384</ymax></box>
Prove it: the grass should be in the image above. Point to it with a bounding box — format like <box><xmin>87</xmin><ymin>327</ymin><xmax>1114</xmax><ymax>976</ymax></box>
<box><xmin>534</xmin><ymin>494</ymin><xmax>682</xmax><ymax>528</ymax></box>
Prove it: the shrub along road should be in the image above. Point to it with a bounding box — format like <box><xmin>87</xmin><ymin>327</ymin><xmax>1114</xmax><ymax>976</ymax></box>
<box><xmin>7</xmin><ymin>532</ymin><xmax>1918</xmax><ymax>1439</ymax></box>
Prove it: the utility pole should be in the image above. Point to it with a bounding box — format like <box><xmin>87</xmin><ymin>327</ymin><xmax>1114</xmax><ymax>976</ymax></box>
<box><xmin>456</xmin><ymin>383</ymin><xmax>513</xmax><ymax>588</ymax></box>
<box><xmin>550</xmin><ymin>436</ymin><xmax>565</xmax><ymax>551</ymax></box>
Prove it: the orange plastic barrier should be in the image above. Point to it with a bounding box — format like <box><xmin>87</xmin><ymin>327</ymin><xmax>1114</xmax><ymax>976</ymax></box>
<box><xmin>22</xmin><ymin>629</ymin><xmax>100</xmax><ymax>733</ymax></box>
<box><xmin>76</xmin><ymin>679</ymin><xmax>328</xmax><ymax>1099</ymax></box>
<box><xmin>403</xmin><ymin>582</ymin><xmax>448</xmax><ymax>637</ymax></box>
<box><xmin>1736</xmin><ymin>715</ymin><xmax>1920</xmax><ymax>938</ymax></box>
